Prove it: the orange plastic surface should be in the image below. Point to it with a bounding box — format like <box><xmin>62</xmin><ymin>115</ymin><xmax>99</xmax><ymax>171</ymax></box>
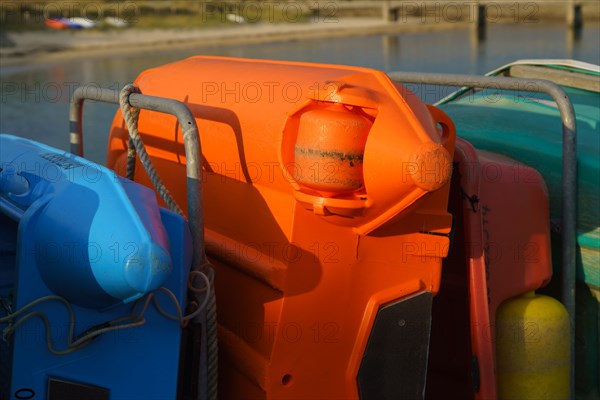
<box><xmin>105</xmin><ymin>56</ymin><xmax>456</xmax><ymax>399</ymax></box>
<box><xmin>453</xmin><ymin>139</ymin><xmax>552</xmax><ymax>399</ymax></box>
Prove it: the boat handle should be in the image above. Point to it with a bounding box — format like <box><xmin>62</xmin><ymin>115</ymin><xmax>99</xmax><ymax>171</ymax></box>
<box><xmin>69</xmin><ymin>86</ymin><xmax>205</xmax><ymax>267</ymax></box>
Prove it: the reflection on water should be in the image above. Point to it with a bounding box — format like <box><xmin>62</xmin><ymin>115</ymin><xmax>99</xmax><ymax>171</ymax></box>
<box><xmin>1</xmin><ymin>23</ymin><xmax>598</xmax><ymax>164</ymax></box>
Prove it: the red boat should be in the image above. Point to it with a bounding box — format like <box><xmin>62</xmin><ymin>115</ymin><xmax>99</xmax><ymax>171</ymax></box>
<box><xmin>44</xmin><ymin>18</ymin><xmax>70</xmax><ymax>30</ymax></box>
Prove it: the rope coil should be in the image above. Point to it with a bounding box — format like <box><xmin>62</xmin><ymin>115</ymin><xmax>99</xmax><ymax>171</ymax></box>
<box><xmin>0</xmin><ymin>268</ymin><xmax>211</xmax><ymax>356</ymax></box>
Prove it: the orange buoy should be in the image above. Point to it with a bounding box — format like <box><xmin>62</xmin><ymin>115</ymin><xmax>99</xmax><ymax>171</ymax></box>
<box><xmin>294</xmin><ymin>103</ymin><xmax>372</xmax><ymax>196</ymax></box>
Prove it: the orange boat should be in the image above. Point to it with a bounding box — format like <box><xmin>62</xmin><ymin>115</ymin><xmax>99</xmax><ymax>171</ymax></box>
<box><xmin>104</xmin><ymin>57</ymin><xmax>565</xmax><ymax>399</ymax></box>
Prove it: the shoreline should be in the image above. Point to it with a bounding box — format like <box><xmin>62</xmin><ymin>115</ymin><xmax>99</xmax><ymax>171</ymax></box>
<box><xmin>0</xmin><ymin>19</ymin><xmax>476</xmax><ymax>68</ymax></box>
<box><xmin>2</xmin><ymin>15</ymin><xmax>598</xmax><ymax>69</ymax></box>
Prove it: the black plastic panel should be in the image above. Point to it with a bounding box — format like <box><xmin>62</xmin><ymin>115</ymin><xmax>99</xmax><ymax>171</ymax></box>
<box><xmin>48</xmin><ymin>379</ymin><xmax>109</xmax><ymax>400</ymax></box>
<box><xmin>357</xmin><ymin>291</ymin><xmax>433</xmax><ymax>400</ymax></box>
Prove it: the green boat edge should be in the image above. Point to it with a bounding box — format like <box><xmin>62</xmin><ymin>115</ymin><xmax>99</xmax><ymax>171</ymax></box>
<box><xmin>437</xmin><ymin>59</ymin><xmax>599</xmax><ymax>398</ymax></box>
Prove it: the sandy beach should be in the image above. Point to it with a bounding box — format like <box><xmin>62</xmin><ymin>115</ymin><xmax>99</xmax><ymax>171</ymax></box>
<box><xmin>0</xmin><ymin>18</ymin><xmax>466</xmax><ymax>67</ymax></box>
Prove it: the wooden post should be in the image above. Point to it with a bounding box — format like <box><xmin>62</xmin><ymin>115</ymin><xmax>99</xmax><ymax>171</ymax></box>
<box><xmin>567</xmin><ymin>0</ymin><xmax>583</xmax><ymax>31</ymax></box>
<box><xmin>470</xmin><ymin>2</ymin><xmax>486</xmax><ymax>41</ymax></box>
<box><xmin>566</xmin><ymin>0</ymin><xmax>575</xmax><ymax>28</ymax></box>
<box><xmin>382</xmin><ymin>0</ymin><xmax>391</xmax><ymax>22</ymax></box>
<box><xmin>574</xmin><ymin>3</ymin><xmax>583</xmax><ymax>31</ymax></box>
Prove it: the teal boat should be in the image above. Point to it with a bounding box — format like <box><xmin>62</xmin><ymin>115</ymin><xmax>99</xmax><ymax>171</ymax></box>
<box><xmin>436</xmin><ymin>60</ymin><xmax>599</xmax><ymax>399</ymax></box>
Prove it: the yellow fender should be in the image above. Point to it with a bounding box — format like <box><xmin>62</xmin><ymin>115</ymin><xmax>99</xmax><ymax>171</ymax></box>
<box><xmin>496</xmin><ymin>291</ymin><xmax>570</xmax><ymax>399</ymax></box>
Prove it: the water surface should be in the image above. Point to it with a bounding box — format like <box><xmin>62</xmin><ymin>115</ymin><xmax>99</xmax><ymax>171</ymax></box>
<box><xmin>1</xmin><ymin>23</ymin><xmax>598</xmax><ymax>164</ymax></box>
